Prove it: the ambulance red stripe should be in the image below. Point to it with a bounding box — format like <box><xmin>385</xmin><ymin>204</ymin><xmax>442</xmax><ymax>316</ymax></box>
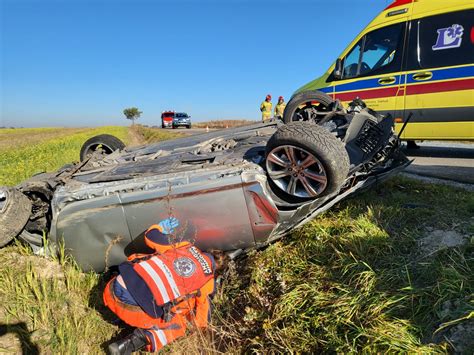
<box><xmin>334</xmin><ymin>78</ymin><xmax>474</xmax><ymax>101</ymax></box>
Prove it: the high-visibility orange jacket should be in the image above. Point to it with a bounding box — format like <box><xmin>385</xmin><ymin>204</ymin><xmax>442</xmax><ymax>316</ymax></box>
<box><xmin>103</xmin><ymin>224</ymin><xmax>216</xmax><ymax>352</ymax></box>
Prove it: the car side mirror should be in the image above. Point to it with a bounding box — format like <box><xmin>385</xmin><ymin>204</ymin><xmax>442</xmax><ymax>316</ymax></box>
<box><xmin>334</xmin><ymin>58</ymin><xmax>343</xmax><ymax>80</ymax></box>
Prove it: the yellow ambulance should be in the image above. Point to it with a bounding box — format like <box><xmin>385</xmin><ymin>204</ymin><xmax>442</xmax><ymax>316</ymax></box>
<box><xmin>295</xmin><ymin>0</ymin><xmax>473</xmax><ymax>141</ymax></box>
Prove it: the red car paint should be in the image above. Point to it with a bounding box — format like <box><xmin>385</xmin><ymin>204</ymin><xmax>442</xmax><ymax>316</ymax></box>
<box><xmin>161</xmin><ymin>111</ymin><xmax>175</xmax><ymax>128</ymax></box>
<box><xmin>385</xmin><ymin>0</ymin><xmax>414</xmax><ymax>11</ymax></box>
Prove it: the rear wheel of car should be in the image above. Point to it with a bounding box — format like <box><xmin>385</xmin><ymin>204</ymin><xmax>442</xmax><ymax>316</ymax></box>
<box><xmin>0</xmin><ymin>187</ymin><xmax>32</xmax><ymax>247</ymax></box>
<box><xmin>283</xmin><ymin>90</ymin><xmax>341</xmax><ymax>124</ymax></box>
<box><xmin>187</xmin><ymin>125</ymin><xmax>191</xmax><ymax>129</ymax></box>
<box><xmin>79</xmin><ymin>134</ymin><xmax>126</xmax><ymax>162</ymax></box>
<box><xmin>265</xmin><ymin>121</ymin><xmax>349</xmax><ymax>203</ymax></box>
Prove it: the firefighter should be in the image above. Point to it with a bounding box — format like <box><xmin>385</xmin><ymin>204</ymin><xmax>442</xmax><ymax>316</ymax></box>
<box><xmin>104</xmin><ymin>217</ymin><xmax>216</xmax><ymax>354</ymax></box>
<box><xmin>274</xmin><ymin>96</ymin><xmax>286</xmax><ymax>120</ymax></box>
<box><xmin>260</xmin><ymin>94</ymin><xmax>272</xmax><ymax>122</ymax></box>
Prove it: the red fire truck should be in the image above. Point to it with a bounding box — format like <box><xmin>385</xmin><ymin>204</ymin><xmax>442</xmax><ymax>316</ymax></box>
<box><xmin>161</xmin><ymin>111</ymin><xmax>175</xmax><ymax>128</ymax></box>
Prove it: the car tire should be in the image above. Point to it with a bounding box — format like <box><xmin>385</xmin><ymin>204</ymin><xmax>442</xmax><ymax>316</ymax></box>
<box><xmin>79</xmin><ymin>134</ymin><xmax>126</xmax><ymax>162</ymax></box>
<box><xmin>187</xmin><ymin>125</ymin><xmax>191</xmax><ymax>129</ymax></box>
<box><xmin>283</xmin><ymin>90</ymin><xmax>340</xmax><ymax>124</ymax></box>
<box><xmin>265</xmin><ymin>121</ymin><xmax>349</xmax><ymax>203</ymax></box>
<box><xmin>0</xmin><ymin>187</ymin><xmax>32</xmax><ymax>247</ymax></box>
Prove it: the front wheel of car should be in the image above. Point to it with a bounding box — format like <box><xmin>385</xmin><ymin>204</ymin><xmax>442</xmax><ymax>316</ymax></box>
<box><xmin>79</xmin><ymin>134</ymin><xmax>126</xmax><ymax>162</ymax></box>
<box><xmin>265</xmin><ymin>121</ymin><xmax>349</xmax><ymax>203</ymax></box>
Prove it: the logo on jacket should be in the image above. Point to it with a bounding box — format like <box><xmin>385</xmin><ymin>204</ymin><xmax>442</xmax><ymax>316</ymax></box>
<box><xmin>173</xmin><ymin>257</ymin><xmax>196</xmax><ymax>278</ymax></box>
<box><xmin>432</xmin><ymin>24</ymin><xmax>464</xmax><ymax>51</ymax></box>
<box><xmin>189</xmin><ymin>246</ymin><xmax>212</xmax><ymax>275</ymax></box>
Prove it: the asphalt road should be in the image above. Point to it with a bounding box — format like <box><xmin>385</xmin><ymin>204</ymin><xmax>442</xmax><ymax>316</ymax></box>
<box><xmin>402</xmin><ymin>142</ymin><xmax>474</xmax><ymax>185</ymax></box>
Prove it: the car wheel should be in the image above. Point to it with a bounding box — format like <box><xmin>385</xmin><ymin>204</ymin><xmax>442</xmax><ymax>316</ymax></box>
<box><xmin>79</xmin><ymin>134</ymin><xmax>126</xmax><ymax>162</ymax></box>
<box><xmin>265</xmin><ymin>121</ymin><xmax>349</xmax><ymax>203</ymax></box>
<box><xmin>187</xmin><ymin>125</ymin><xmax>191</xmax><ymax>129</ymax></box>
<box><xmin>283</xmin><ymin>90</ymin><xmax>341</xmax><ymax>124</ymax></box>
<box><xmin>0</xmin><ymin>187</ymin><xmax>32</xmax><ymax>247</ymax></box>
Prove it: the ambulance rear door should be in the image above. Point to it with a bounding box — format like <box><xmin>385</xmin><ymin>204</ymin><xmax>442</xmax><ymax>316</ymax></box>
<box><xmin>401</xmin><ymin>6</ymin><xmax>474</xmax><ymax>140</ymax></box>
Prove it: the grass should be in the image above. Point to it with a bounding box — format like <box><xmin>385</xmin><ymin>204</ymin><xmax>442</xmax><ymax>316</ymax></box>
<box><xmin>205</xmin><ymin>177</ymin><xmax>474</xmax><ymax>353</ymax></box>
<box><xmin>133</xmin><ymin>124</ymin><xmax>183</xmax><ymax>144</ymax></box>
<box><xmin>0</xmin><ymin>128</ymin><xmax>472</xmax><ymax>353</ymax></box>
<box><xmin>0</xmin><ymin>241</ymin><xmax>118</xmax><ymax>353</ymax></box>
<box><xmin>0</xmin><ymin>126</ymin><xmax>129</xmax><ymax>186</ymax></box>
<box><xmin>192</xmin><ymin>120</ymin><xmax>256</xmax><ymax>129</ymax></box>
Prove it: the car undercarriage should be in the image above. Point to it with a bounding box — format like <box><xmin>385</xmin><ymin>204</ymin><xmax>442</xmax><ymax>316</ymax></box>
<box><xmin>0</xmin><ymin>94</ymin><xmax>410</xmax><ymax>272</ymax></box>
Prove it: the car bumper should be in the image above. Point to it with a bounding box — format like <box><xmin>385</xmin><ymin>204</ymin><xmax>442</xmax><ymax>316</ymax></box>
<box><xmin>173</xmin><ymin>121</ymin><xmax>191</xmax><ymax>126</ymax></box>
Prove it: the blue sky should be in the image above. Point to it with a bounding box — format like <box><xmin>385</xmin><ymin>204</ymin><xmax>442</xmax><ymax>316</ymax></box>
<box><xmin>1</xmin><ymin>0</ymin><xmax>389</xmax><ymax>127</ymax></box>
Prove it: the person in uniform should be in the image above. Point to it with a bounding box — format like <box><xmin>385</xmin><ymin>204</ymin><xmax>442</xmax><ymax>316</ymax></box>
<box><xmin>260</xmin><ymin>94</ymin><xmax>272</xmax><ymax>122</ymax></box>
<box><xmin>103</xmin><ymin>217</ymin><xmax>216</xmax><ymax>354</ymax></box>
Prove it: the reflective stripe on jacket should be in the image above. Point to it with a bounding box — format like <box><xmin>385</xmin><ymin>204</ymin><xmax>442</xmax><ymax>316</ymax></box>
<box><xmin>124</xmin><ymin>243</ymin><xmax>214</xmax><ymax>313</ymax></box>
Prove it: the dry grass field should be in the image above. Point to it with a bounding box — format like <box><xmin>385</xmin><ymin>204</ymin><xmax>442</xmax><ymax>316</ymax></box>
<box><xmin>0</xmin><ymin>126</ymin><xmax>472</xmax><ymax>353</ymax></box>
<box><xmin>192</xmin><ymin>120</ymin><xmax>256</xmax><ymax>129</ymax></box>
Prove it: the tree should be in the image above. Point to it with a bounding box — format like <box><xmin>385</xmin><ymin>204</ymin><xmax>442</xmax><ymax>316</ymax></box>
<box><xmin>123</xmin><ymin>107</ymin><xmax>142</xmax><ymax>125</ymax></box>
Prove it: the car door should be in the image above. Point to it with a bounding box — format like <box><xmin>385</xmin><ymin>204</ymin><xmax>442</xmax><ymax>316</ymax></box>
<box><xmin>333</xmin><ymin>21</ymin><xmax>408</xmax><ymax>121</ymax></box>
<box><xmin>402</xmin><ymin>8</ymin><xmax>474</xmax><ymax>140</ymax></box>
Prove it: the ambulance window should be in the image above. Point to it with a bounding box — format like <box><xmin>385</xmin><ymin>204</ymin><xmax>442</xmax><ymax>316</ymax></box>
<box><xmin>417</xmin><ymin>9</ymin><xmax>474</xmax><ymax>69</ymax></box>
<box><xmin>342</xmin><ymin>40</ymin><xmax>363</xmax><ymax>79</ymax></box>
<box><xmin>360</xmin><ymin>23</ymin><xmax>404</xmax><ymax>76</ymax></box>
<box><xmin>341</xmin><ymin>23</ymin><xmax>404</xmax><ymax>79</ymax></box>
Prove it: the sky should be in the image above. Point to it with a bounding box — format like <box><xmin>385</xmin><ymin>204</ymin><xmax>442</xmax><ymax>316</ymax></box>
<box><xmin>0</xmin><ymin>0</ymin><xmax>389</xmax><ymax>127</ymax></box>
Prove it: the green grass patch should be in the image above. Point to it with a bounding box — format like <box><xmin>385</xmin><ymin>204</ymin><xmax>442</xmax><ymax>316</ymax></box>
<box><xmin>211</xmin><ymin>177</ymin><xmax>474</xmax><ymax>353</ymax></box>
<box><xmin>0</xmin><ymin>126</ymin><xmax>129</xmax><ymax>186</ymax></box>
<box><xmin>0</xmin><ymin>241</ymin><xmax>117</xmax><ymax>353</ymax></box>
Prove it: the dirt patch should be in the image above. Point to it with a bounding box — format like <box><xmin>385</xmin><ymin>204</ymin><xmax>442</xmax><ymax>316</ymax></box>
<box><xmin>0</xmin><ymin>332</ymin><xmax>22</xmax><ymax>354</ymax></box>
<box><xmin>417</xmin><ymin>229</ymin><xmax>468</xmax><ymax>256</ymax></box>
<box><xmin>443</xmin><ymin>320</ymin><xmax>474</xmax><ymax>353</ymax></box>
<box><xmin>434</xmin><ymin>298</ymin><xmax>474</xmax><ymax>354</ymax></box>
<box><xmin>127</xmin><ymin>126</ymin><xmax>145</xmax><ymax>147</ymax></box>
<box><xmin>1</xmin><ymin>252</ymin><xmax>64</xmax><ymax>279</ymax></box>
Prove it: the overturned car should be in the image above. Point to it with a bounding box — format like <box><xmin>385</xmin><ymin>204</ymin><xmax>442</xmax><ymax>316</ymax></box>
<box><xmin>0</xmin><ymin>93</ymin><xmax>410</xmax><ymax>272</ymax></box>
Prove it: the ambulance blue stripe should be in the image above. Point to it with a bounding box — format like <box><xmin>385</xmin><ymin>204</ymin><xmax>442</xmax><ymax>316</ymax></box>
<box><xmin>406</xmin><ymin>65</ymin><xmax>474</xmax><ymax>84</ymax></box>
<box><xmin>333</xmin><ymin>76</ymin><xmax>401</xmax><ymax>92</ymax></box>
<box><xmin>317</xmin><ymin>87</ymin><xmax>333</xmax><ymax>94</ymax></box>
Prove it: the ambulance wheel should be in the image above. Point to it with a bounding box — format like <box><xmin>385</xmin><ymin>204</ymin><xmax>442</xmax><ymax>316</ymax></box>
<box><xmin>283</xmin><ymin>90</ymin><xmax>342</xmax><ymax>124</ymax></box>
<box><xmin>80</xmin><ymin>134</ymin><xmax>126</xmax><ymax>162</ymax></box>
<box><xmin>0</xmin><ymin>187</ymin><xmax>32</xmax><ymax>247</ymax></box>
<box><xmin>265</xmin><ymin>121</ymin><xmax>349</xmax><ymax>203</ymax></box>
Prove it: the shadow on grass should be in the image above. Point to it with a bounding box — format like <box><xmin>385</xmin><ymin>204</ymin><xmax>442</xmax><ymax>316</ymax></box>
<box><xmin>0</xmin><ymin>323</ymin><xmax>39</xmax><ymax>355</ymax></box>
<box><xmin>87</xmin><ymin>268</ymin><xmax>135</xmax><ymax>352</ymax></box>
